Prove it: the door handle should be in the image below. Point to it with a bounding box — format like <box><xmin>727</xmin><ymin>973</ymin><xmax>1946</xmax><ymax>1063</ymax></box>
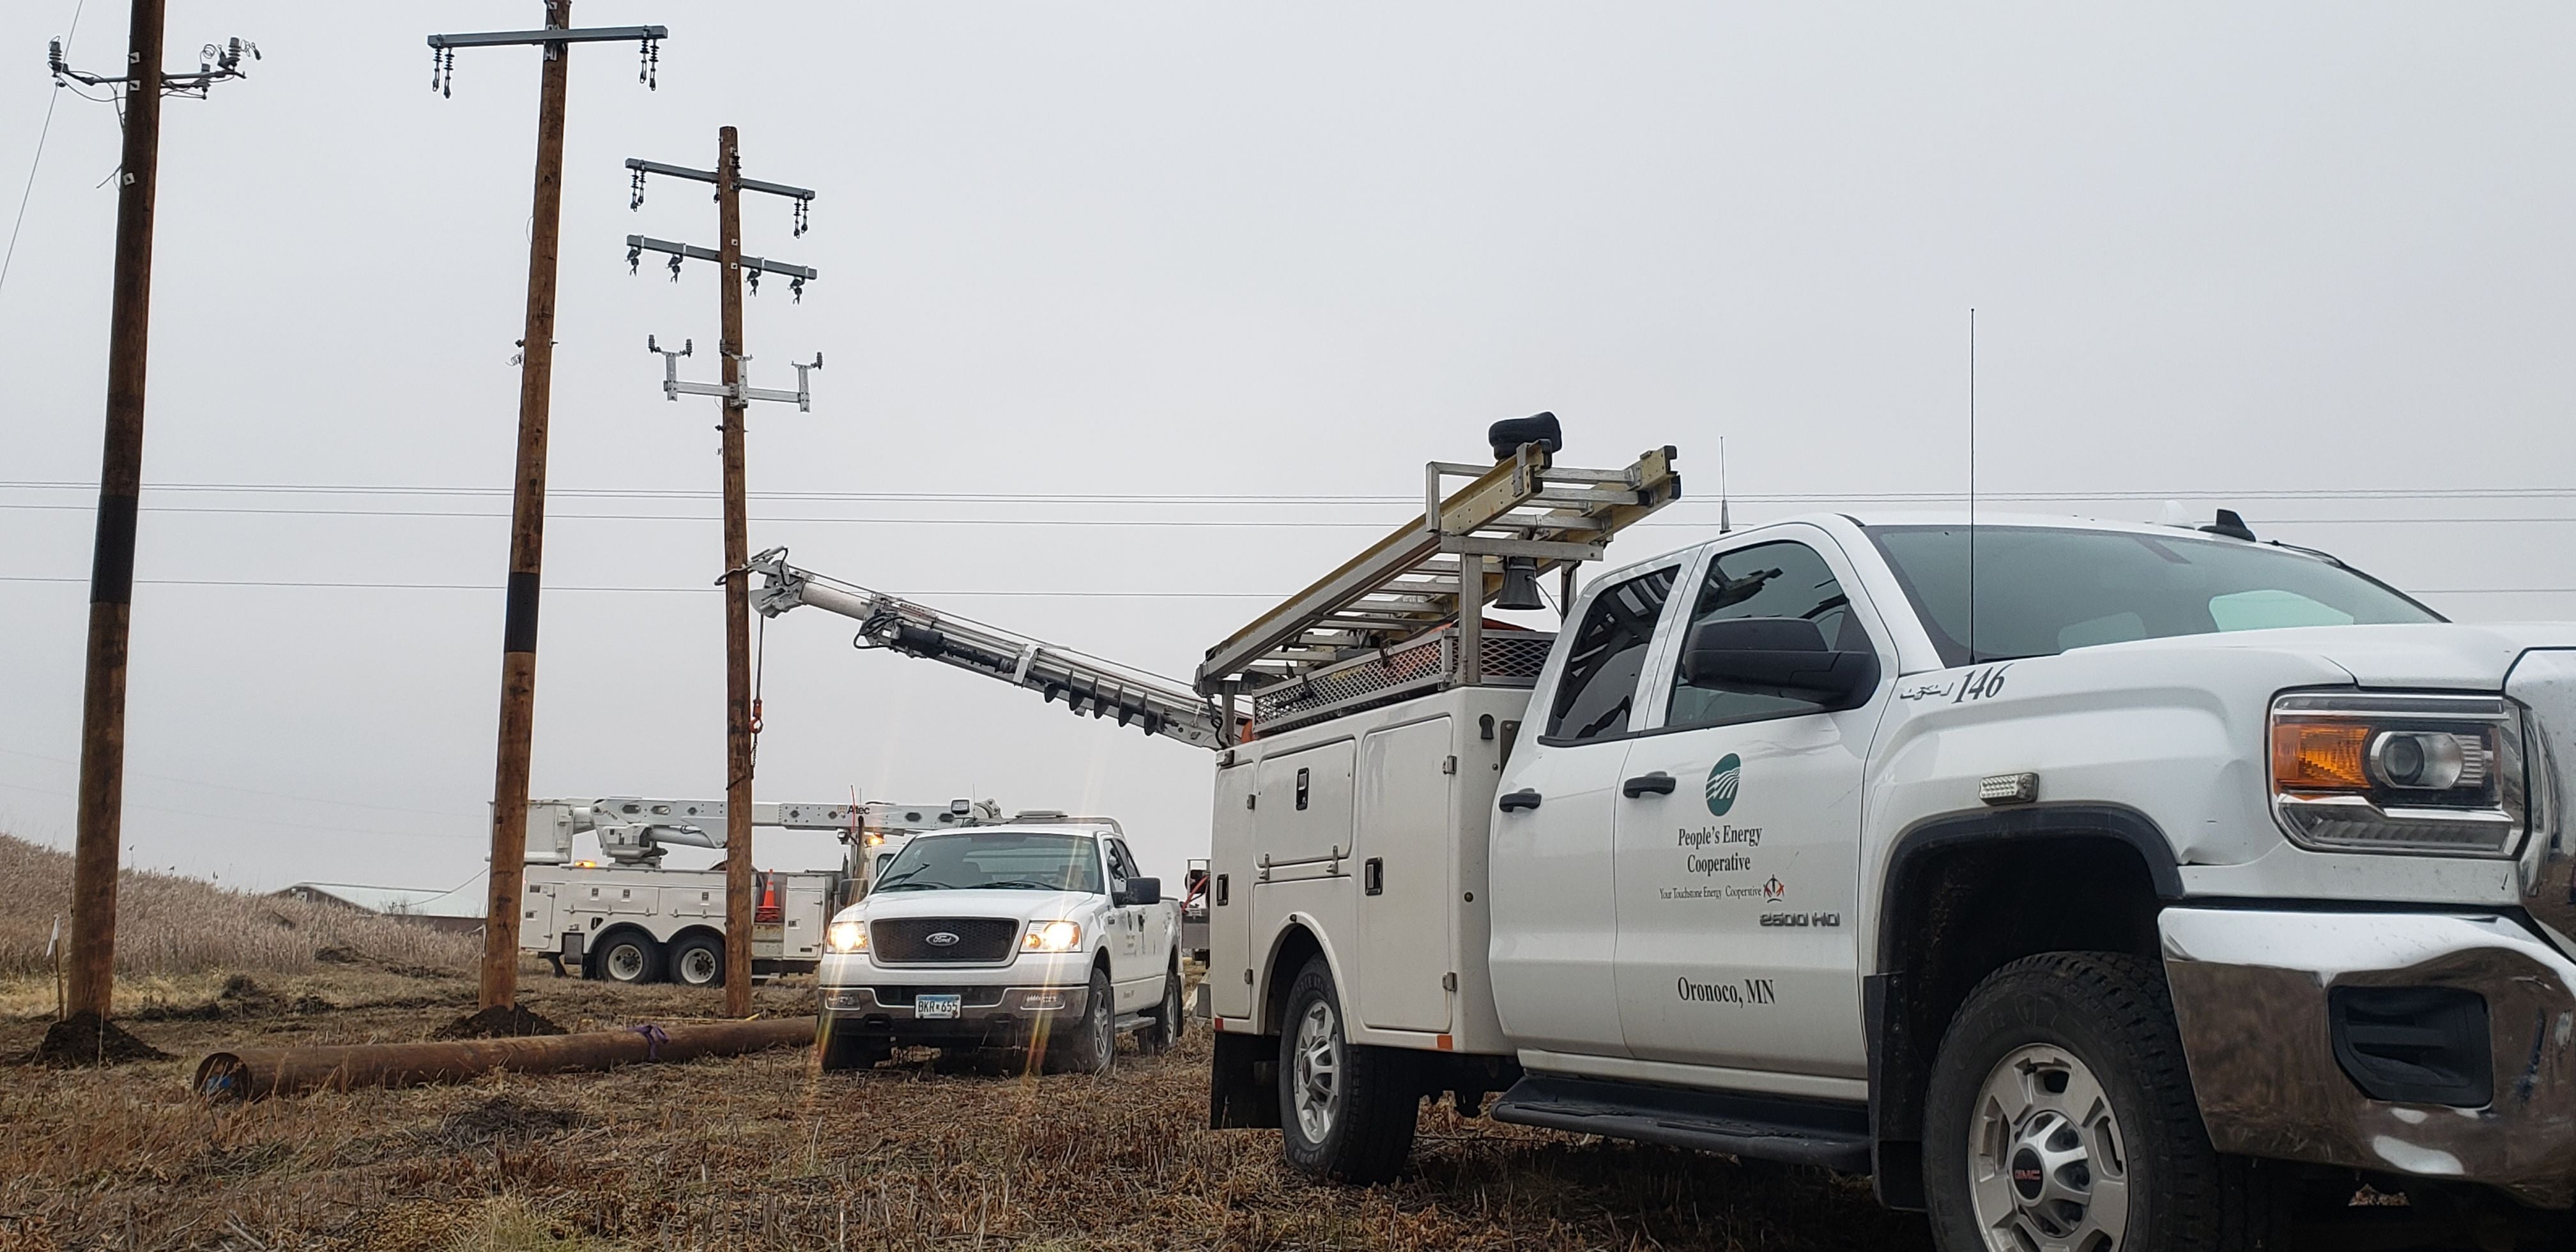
<box><xmin>1621</xmin><ymin>772</ymin><xmax>1677</xmax><ymax>798</ymax></box>
<box><xmin>1498</xmin><ymin>789</ymin><xmax>1543</xmax><ymax>813</ymax></box>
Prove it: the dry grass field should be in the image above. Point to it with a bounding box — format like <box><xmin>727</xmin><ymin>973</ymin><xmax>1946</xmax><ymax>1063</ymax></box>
<box><xmin>0</xmin><ymin>969</ymin><xmax>1938</xmax><ymax>1252</ymax></box>
<box><xmin>0</xmin><ymin>835</ymin><xmax>2517</xmax><ymax>1251</ymax></box>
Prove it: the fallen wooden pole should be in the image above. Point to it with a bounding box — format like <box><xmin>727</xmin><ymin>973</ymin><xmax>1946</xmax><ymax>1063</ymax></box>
<box><xmin>195</xmin><ymin>1017</ymin><xmax>815</xmax><ymax>1101</ymax></box>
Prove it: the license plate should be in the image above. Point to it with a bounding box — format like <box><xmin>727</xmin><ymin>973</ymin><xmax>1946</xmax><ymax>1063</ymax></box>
<box><xmin>915</xmin><ymin>994</ymin><xmax>962</xmax><ymax>1019</ymax></box>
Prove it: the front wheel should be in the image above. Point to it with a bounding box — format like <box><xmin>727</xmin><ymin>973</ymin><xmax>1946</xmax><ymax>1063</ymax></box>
<box><xmin>816</xmin><ymin>1019</ymin><xmax>891</xmax><ymax>1072</ymax></box>
<box><xmin>1276</xmin><ymin>956</ymin><xmax>1418</xmax><ymax>1184</ymax></box>
<box><xmin>1924</xmin><ymin>951</ymin><xmax>2288</xmax><ymax>1252</ymax></box>
<box><xmin>1043</xmin><ymin>965</ymin><xmax>1115</xmax><ymax>1076</ymax></box>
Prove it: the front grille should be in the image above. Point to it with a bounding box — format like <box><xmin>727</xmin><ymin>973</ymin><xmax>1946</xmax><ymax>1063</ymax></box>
<box><xmin>869</xmin><ymin>917</ymin><xmax>1018</xmax><ymax>964</ymax></box>
<box><xmin>871</xmin><ymin>986</ymin><xmax>1006</xmax><ymax>1008</ymax></box>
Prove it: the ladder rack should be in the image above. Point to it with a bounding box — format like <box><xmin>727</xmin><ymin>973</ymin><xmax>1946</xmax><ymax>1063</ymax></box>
<box><xmin>1195</xmin><ymin>441</ymin><xmax>1681</xmax><ymax>703</ymax></box>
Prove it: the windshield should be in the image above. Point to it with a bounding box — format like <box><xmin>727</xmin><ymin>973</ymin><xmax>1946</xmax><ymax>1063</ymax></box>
<box><xmin>869</xmin><ymin>831</ymin><xmax>1103</xmax><ymax>894</ymax></box>
<box><xmin>1867</xmin><ymin>525</ymin><xmax>2441</xmax><ymax>666</ymax></box>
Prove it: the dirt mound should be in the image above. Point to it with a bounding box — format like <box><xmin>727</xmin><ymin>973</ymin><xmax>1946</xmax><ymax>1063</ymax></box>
<box><xmin>431</xmin><ymin>1004</ymin><xmax>567</xmax><ymax>1039</ymax></box>
<box><xmin>26</xmin><ymin>1012</ymin><xmax>174</xmax><ymax>1066</ymax></box>
<box><xmin>433</xmin><ymin>1094</ymin><xmax>584</xmax><ymax>1147</ymax></box>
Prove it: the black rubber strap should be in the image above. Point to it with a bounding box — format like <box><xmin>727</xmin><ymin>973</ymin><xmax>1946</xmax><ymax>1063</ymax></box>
<box><xmin>503</xmin><ymin>570</ymin><xmax>542</xmax><ymax>653</ymax></box>
<box><xmin>89</xmin><ymin>493</ymin><xmax>138</xmax><ymax>606</ymax></box>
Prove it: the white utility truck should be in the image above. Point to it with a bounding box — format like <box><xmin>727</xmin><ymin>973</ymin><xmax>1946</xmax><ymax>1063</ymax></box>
<box><xmin>815</xmin><ymin>814</ymin><xmax>1186</xmax><ymax>1074</ymax></box>
<box><xmin>754</xmin><ymin>417</ymin><xmax>2576</xmax><ymax>1249</ymax></box>
<box><xmin>521</xmin><ymin>796</ymin><xmax>1000</xmax><ymax>985</ymax></box>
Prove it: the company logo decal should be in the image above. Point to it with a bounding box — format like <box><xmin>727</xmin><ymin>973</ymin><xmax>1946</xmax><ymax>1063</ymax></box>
<box><xmin>1761</xmin><ymin>876</ymin><xmax>1786</xmax><ymax>902</ymax></box>
<box><xmin>924</xmin><ymin>931</ymin><xmax>960</xmax><ymax>947</ymax></box>
<box><xmin>1705</xmin><ymin>754</ymin><xmax>1743</xmax><ymax>816</ymax></box>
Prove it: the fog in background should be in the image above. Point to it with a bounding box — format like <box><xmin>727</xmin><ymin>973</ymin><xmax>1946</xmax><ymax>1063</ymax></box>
<box><xmin>3</xmin><ymin>3</ymin><xmax>2572</xmax><ymax>901</ymax></box>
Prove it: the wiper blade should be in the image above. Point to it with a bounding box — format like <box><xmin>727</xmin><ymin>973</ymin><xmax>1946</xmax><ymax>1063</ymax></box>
<box><xmin>875</xmin><ymin>880</ymin><xmax>960</xmax><ymax>892</ymax></box>
<box><xmin>976</xmin><ymin>879</ymin><xmax>1066</xmax><ymax>891</ymax></box>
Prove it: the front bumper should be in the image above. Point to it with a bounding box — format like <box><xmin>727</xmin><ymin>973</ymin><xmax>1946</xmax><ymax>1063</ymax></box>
<box><xmin>820</xmin><ymin>983</ymin><xmax>1091</xmax><ymax>1049</ymax></box>
<box><xmin>2162</xmin><ymin>908</ymin><xmax>2576</xmax><ymax>1207</ymax></box>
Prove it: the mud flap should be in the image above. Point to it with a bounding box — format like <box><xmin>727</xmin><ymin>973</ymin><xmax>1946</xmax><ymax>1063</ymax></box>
<box><xmin>1209</xmin><ymin>1030</ymin><xmax>1282</xmax><ymax>1129</ymax></box>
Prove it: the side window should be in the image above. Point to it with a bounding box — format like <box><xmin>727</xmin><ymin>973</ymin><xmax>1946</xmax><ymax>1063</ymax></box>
<box><xmin>1544</xmin><ymin>566</ymin><xmax>1679</xmax><ymax>742</ymax></box>
<box><xmin>1666</xmin><ymin>541</ymin><xmax>1872</xmax><ymax>729</ymax></box>
<box><xmin>1105</xmin><ymin>839</ymin><xmax>1137</xmax><ymax>889</ymax></box>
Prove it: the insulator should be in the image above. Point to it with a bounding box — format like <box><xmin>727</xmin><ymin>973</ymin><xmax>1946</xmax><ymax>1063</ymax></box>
<box><xmin>667</xmin><ymin>254</ymin><xmax>683</xmax><ymax>282</ymax></box>
<box><xmin>746</xmin><ymin>268</ymin><xmax>761</xmax><ymax>296</ymax></box>
<box><xmin>625</xmin><ymin>245</ymin><xmax>642</xmax><ymax>275</ymax></box>
<box><xmin>790</xmin><ymin>275</ymin><xmax>805</xmax><ymax>304</ymax></box>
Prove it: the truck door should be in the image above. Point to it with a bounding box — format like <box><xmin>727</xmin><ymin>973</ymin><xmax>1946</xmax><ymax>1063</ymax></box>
<box><xmin>1209</xmin><ymin>763</ymin><xmax>1256</xmax><ymax>1018</ymax></box>
<box><xmin>1489</xmin><ymin>559</ymin><xmax>1684</xmax><ymax>1060</ymax></box>
<box><xmin>1103</xmin><ymin>837</ymin><xmax>1150</xmax><ymax>1011</ymax></box>
<box><xmin>1610</xmin><ymin>533</ymin><xmax>1885</xmax><ymax>1078</ymax></box>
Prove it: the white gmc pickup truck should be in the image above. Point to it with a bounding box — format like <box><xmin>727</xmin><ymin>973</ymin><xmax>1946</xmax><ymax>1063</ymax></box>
<box><xmin>1207</xmin><ymin>511</ymin><xmax>2576</xmax><ymax>1248</ymax></box>
<box><xmin>816</xmin><ymin>816</ymin><xmax>1186</xmax><ymax>1075</ymax></box>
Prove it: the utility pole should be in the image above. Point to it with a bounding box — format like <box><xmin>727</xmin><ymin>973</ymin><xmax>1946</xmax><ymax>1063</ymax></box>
<box><xmin>53</xmin><ymin>4</ymin><xmax>258</xmax><ymax>1046</ymax></box>
<box><xmin>427</xmin><ymin>4</ymin><xmax>667</xmax><ymax>1015</ymax></box>
<box><xmin>628</xmin><ymin>134</ymin><xmax>820</xmax><ymax>1016</ymax></box>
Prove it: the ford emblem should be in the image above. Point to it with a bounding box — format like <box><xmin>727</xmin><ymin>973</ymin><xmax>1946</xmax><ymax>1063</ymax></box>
<box><xmin>925</xmin><ymin>931</ymin><xmax>960</xmax><ymax>947</ymax></box>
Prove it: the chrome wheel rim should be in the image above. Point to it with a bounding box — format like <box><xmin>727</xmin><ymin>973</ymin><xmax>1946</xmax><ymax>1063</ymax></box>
<box><xmin>677</xmin><ymin>947</ymin><xmax>717</xmax><ymax>985</ymax></box>
<box><xmin>606</xmin><ymin>943</ymin><xmax>645</xmax><ymax>981</ymax></box>
<box><xmin>1088</xmin><ymin>982</ymin><xmax>1112</xmax><ymax>1065</ymax></box>
<box><xmin>1968</xmin><ymin>1044</ymin><xmax>2131</xmax><ymax>1252</ymax></box>
<box><xmin>1290</xmin><ymin>996</ymin><xmax>1342</xmax><ymax>1143</ymax></box>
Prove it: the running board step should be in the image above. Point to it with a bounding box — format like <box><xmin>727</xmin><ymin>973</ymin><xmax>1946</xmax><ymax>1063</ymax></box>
<box><xmin>1489</xmin><ymin>1074</ymin><xmax>1873</xmax><ymax>1173</ymax></box>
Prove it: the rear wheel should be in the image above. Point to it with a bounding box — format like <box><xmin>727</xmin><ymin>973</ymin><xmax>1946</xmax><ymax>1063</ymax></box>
<box><xmin>1925</xmin><ymin>951</ymin><xmax>2289</xmax><ymax>1252</ymax></box>
<box><xmin>668</xmin><ymin>934</ymin><xmax>724</xmax><ymax>988</ymax></box>
<box><xmin>1044</xmin><ymin>965</ymin><xmax>1115</xmax><ymax>1076</ymax></box>
<box><xmin>1138</xmin><ymin>964</ymin><xmax>1184</xmax><ymax>1056</ymax></box>
<box><xmin>1276</xmin><ymin>956</ymin><xmax>1418</xmax><ymax>1184</ymax></box>
<box><xmin>594</xmin><ymin>932</ymin><xmax>661</xmax><ymax>985</ymax></box>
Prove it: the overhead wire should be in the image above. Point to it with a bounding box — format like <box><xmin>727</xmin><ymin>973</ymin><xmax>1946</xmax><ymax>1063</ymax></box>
<box><xmin>0</xmin><ymin>0</ymin><xmax>88</xmax><ymax>304</ymax></box>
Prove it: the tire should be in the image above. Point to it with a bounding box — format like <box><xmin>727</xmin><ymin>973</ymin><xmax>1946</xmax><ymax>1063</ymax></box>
<box><xmin>1276</xmin><ymin>956</ymin><xmax>1418</xmax><ymax>1185</ymax></box>
<box><xmin>594</xmin><ymin>931</ymin><xmax>662</xmax><ymax>985</ymax></box>
<box><xmin>1138</xmin><ymin>964</ymin><xmax>1185</xmax><ymax>1056</ymax></box>
<box><xmin>816</xmin><ymin>1019</ymin><xmax>891</xmax><ymax>1072</ymax></box>
<box><xmin>668</xmin><ymin>934</ymin><xmax>724</xmax><ymax>988</ymax></box>
<box><xmin>1924</xmin><ymin>951</ymin><xmax>2290</xmax><ymax>1252</ymax></box>
<box><xmin>1045</xmin><ymin>965</ymin><xmax>1116</xmax><ymax>1076</ymax></box>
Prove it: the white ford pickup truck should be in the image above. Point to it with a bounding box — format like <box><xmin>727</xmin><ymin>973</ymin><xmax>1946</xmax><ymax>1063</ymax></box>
<box><xmin>816</xmin><ymin>816</ymin><xmax>1186</xmax><ymax>1075</ymax></box>
<box><xmin>1208</xmin><ymin>510</ymin><xmax>2576</xmax><ymax>1248</ymax></box>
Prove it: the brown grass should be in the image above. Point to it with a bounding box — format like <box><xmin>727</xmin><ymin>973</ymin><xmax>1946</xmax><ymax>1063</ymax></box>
<box><xmin>0</xmin><ymin>834</ymin><xmax>478</xmax><ymax>982</ymax></box>
<box><xmin>0</xmin><ymin>974</ymin><xmax>1939</xmax><ymax>1251</ymax></box>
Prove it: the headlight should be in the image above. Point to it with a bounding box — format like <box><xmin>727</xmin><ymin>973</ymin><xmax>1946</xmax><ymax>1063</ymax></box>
<box><xmin>825</xmin><ymin>920</ymin><xmax>866</xmax><ymax>952</ymax></box>
<box><xmin>2269</xmin><ymin>692</ymin><xmax>2524</xmax><ymax>857</ymax></box>
<box><xmin>1022</xmin><ymin>920</ymin><xmax>1082</xmax><ymax>952</ymax></box>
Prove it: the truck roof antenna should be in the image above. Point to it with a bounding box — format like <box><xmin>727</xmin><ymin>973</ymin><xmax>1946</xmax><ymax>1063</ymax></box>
<box><xmin>1966</xmin><ymin>307</ymin><xmax>1978</xmax><ymax>665</ymax></box>
<box><xmin>1718</xmin><ymin>436</ymin><xmax>1732</xmax><ymax>535</ymax></box>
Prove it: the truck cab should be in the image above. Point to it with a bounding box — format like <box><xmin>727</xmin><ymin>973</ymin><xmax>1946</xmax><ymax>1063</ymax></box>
<box><xmin>816</xmin><ymin>816</ymin><xmax>1188</xmax><ymax>1074</ymax></box>
<box><xmin>1212</xmin><ymin>510</ymin><xmax>2576</xmax><ymax>1248</ymax></box>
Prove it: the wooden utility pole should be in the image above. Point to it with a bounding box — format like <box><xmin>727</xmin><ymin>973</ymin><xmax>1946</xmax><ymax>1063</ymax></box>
<box><xmin>714</xmin><ymin>125</ymin><xmax>757</xmax><ymax>1016</ymax></box>
<box><xmin>626</xmin><ymin>141</ymin><xmax>818</xmax><ymax>1015</ymax></box>
<box><xmin>65</xmin><ymin>0</ymin><xmax>169</xmax><ymax>1025</ymax></box>
<box><xmin>427</xmin><ymin>4</ymin><xmax>668</xmax><ymax>1013</ymax></box>
<box><xmin>477</xmin><ymin>0</ymin><xmax>574</xmax><ymax>1013</ymax></box>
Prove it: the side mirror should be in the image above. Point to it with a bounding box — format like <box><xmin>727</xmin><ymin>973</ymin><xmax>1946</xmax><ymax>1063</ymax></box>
<box><xmin>1119</xmin><ymin>877</ymin><xmax>1162</xmax><ymax>907</ymax></box>
<box><xmin>1679</xmin><ymin>617</ymin><xmax>1878</xmax><ymax>706</ymax></box>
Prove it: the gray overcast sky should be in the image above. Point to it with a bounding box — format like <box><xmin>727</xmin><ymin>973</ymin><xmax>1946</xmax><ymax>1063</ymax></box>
<box><xmin>3</xmin><ymin>3</ymin><xmax>2572</xmax><ymax>895</ymax></box>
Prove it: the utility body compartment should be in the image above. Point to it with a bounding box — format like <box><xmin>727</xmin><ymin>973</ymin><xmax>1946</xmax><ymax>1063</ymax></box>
<box><xmin>1209</xmin><ymin>685</ymin><xmax>1528</xmax><ymax>1055</ymax></box>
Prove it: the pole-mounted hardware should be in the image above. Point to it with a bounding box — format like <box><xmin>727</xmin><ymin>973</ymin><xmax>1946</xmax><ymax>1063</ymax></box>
<box><xmin>52</xmin><ymin>34</ymin><xmax>258</xmax><ymax>98</ymax></box>
<box><xmin>426</xmin><ymin>22</ymin><xmax>666</xmax><ymax>98</ymax></box>
<box><xmin>625</xmin><ymin>235</ymin><xmax>816</xmax><ymax>300</ymax></box>
<box><xmin>627</xmin><ymin>158</ymin><xmax>812</xmax><ymax>235</ymax></box>
<box><xmin>647</xmin><ymin>335</ymin><xmax>823</xmax><ymax>412</ymax></box>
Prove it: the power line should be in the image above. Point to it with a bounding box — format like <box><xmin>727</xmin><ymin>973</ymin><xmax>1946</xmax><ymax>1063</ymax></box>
<box><xmin>0</xmin><ymin>744</ymin><xmax>480</xmax><ymax>820</ymax></box>
<box><xmin>7</xmin><ymin>500</ymin><xmax>2576</xmax><ymax>529</ymax></box>
<box><xmin>15</xmin><ymin>479</ymin><xmax>2576</xmax><ymax>506</ymax></box>
<box><xmin>0</xmin><ymin>0</ymin><xmax>86</xmax><ymax>304</ymax></box>
<box><xmin>0</xmin><ymin>575</ymin><xmax>1279</xmax><ymax>597</ymax></box>
<box><xmin>0</xmin><ymin>573</ymin><xmax>2570</xmax><ymax>597</ymax></box>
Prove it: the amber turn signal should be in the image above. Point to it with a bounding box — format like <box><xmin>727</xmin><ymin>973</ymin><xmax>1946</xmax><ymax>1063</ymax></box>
<box><xmin>2272</xmin><ymin>719</ymin><xmax>2372</xmax><ymax>791</ymax></box>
